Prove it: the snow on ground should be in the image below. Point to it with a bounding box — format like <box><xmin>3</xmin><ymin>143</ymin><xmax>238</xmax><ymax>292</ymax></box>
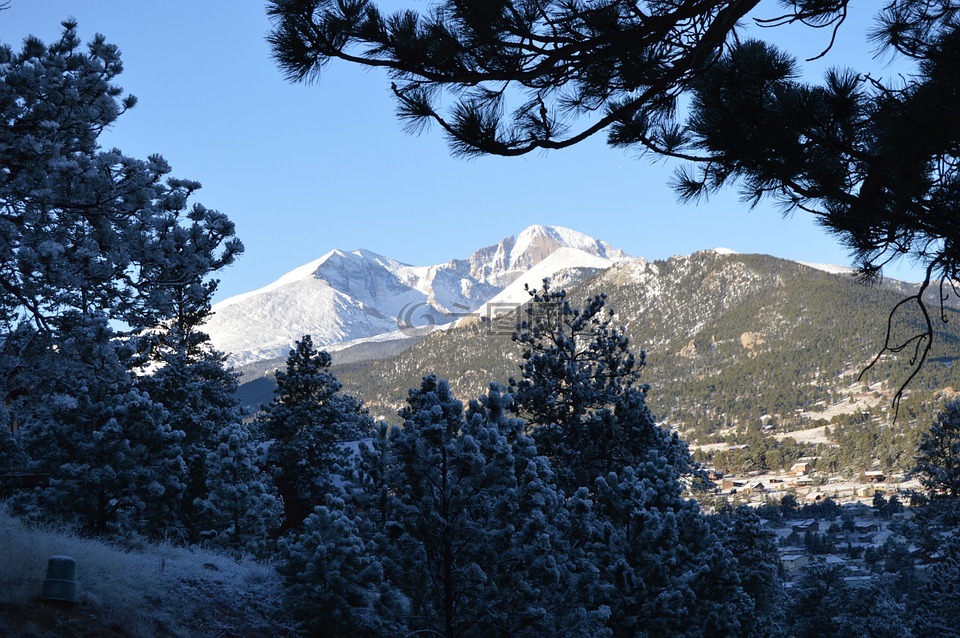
<box><xmin>773</xmin><ymin>425</ymin><xmax>833</xmax><ymax>445</ymax></box>
<box><xmin>800</xmin><ymin>387</ymin><xmax>887</xmax><ymax>421</ymax></box>
<box><xmin>0</xmin><ymin>509</ymin><xmax>295</xmax><ymax>637</ymax></box>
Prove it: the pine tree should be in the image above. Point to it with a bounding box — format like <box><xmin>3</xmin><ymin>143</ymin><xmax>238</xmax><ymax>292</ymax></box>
<box><xmin>384</xmin><ymin>375</ymin><xmax>495</xmax><ymax>636</ymax></box>
<box><xmin>713</xmin><ymin>506</ymin><xmax>786</xmax><ymax>638</ymax></box>
<box><xmin>383</xmin><ymin>377</ymin><xmax>605</xmax><ymax>636</ymax></box>
<box><xmin>510</xmin><ymin>280</ymin><xmax>694</xmax><ymax>491</ymax></box>
<box><xmin>10</xmin><ymin>314</ymin><xmax>185</xmax><ymax>536</ymax></box>
<box><xmin>911</xmin><ymin>534</ymin><xmax>960</xmax><ymax>637</ymax></box>
<box><xmin>913</xmin><ymin>399</ymin><xmax>960</xmax><ymax>499</ymax></box>
<box><xmin>282</xmin><ymin>376</ymin><xmax>606</xmax><ymax>636</ymax></box>
<box><xmin>464</xmin><ymin>383</ymin><xmax>572</xmax><ymax>626</ymax></box>
<box><xmin>259</xmin><ymin>335</ymin><xmax>374</xmax><ymax>530</ymax></box>
<box><xmin>193</xmin><ymin>420</ymin><xmax>283</xmax><ymax>556</ymax></box>
<box><xmin>133</xmin><ymin>331</ymin><xmax>267</xmax><ymax>543</ymax></box>
<box><xmin>787</xmin><ymin>564</ymin><xmax>913</xmax><ymax>638</ymax></box>
<box><xmin>0</xmin><ymin>22</ymin><xmax>244</xmax><ymax>541</ymax></box>
<box><xmin>586</xmin><ymin>461</ymin><xmax>745</xmax><ymax>637</ymax></box>
<box><xmin>0</xmin><ymin>21</ymin><xmax>242</xmax><ymax>331</ymax></box>
<box><xmin>281</xmin><ymin>496</ymin><xmax>407</xmax><ymax>638</ymax></box>
<box><xmin>125</xmin><ymin>178</ymin><xmax>266</xmax><ymax>543</ymax></box>
<box><xmin>507</xmin><ymin>284</ymin><xmax>746</xmax><ymax>635</ymax></box>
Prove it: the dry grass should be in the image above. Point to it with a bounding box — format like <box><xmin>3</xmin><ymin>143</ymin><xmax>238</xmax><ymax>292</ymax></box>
<box><xmin>0</xmin><ymin>508</ymin><xmax>298</xmax><ymax>637</ymax></box>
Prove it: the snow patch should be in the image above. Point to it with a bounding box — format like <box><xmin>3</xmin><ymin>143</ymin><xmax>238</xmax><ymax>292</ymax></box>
<box><xmin>474</xmin><ymin>247</ymin><xmax>613</xmax><ymax>318</ymax></box>
<box><xmin>798</xmin><ymin>261</ymin><xmax>855</xmax><ymax>276</ymax></box>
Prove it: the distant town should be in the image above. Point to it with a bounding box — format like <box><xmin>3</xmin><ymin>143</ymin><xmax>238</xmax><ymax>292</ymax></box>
<box><xmin>706</xmin><ymin>461</ymin><xmax>927</xmax><ymax>584</ymax></box>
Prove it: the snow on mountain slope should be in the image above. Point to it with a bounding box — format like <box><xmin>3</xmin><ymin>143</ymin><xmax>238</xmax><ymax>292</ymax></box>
<box><xmin>798</xmin><ymin>261</ymin><xmax>856</xmax><ymax>276</ymax></box>
<box><xmin>205</xmin><ymin>275</ymin><xmax>401</xmax><ymax>367</ymax></box>
<box><xmin>474</xmin><ymin>247</ymin><xmax>616</xmax><ymax>319</ymax></box>
<box><xmin>467</xmin><ymin>224</ymin><xmax>627</xmax><ymax>286</ymax></box>
<box><xmin>206</xmin><ymin>225</ymin><xmax>628</xmax><ymax>366</ymax></box>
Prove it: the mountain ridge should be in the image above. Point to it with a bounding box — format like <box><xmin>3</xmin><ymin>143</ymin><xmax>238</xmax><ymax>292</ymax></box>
<box><xmin>205</xmin><ymin>225</ymin><xmax>628</xmax><ymax>367</ymax></box>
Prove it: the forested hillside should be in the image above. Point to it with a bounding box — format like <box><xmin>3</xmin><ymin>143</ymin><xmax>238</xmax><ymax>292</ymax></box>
<box><xmin>329</xmin><ymin>251</ymin><xmax>960</xmax><ymax>475</ymax></box>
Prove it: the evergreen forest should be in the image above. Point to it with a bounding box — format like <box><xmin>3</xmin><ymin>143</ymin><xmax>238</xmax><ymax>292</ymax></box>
<box><xmin>6</xmin><ymin>3</ymin><xmax>960</xmax><ymax>636</ymax></box>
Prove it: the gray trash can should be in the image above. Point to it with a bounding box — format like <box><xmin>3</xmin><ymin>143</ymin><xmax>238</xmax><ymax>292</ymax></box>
<box><xmin>40</xmin><ymin>555</ymin><xmax>77</xmax><ymax>604</ymax></box>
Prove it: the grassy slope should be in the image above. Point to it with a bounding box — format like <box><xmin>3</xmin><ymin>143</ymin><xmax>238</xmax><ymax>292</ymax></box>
<box><xmin>0</xmin><ymin>509</ymin><xmax>299</xmax><ymax>638</ymax></box>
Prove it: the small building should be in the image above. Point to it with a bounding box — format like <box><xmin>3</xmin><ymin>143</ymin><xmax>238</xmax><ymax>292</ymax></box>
<box><xmin>790</xmin><ymin>462</ymin><xmax>811</xmax><ymax>476</ymax></box>
<box><xmin>792</xmin><ymin>520</ymin><xmax>820</xmax><ymax>533</ymax></box>
<box><xmin>781</xmin><ymin>554</ymin><xmax>811</xmax><ymax>575</ymax></box>
<box><xmin>773</xmin><ymin>529</ymin><xmax>800</xmax><ymax>546</ymax></box>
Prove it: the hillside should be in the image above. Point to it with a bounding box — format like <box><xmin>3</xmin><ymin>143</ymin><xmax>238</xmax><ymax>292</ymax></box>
<box><xmin>325</xmin><ymin>251</ymin><xmax>960</xmax><ymax>474</ymax></box>
<box><xmin>0</xmin><ymin>510</ymin><xmax>295</xmax><ymax>638</ymax></box>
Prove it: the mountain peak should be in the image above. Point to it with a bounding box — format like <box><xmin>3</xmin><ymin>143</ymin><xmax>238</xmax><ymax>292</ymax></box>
<box><xmin>207</xmin><ymin>225</ymin><xmax>628</xmax><ymax>367</ymax></box>
<box><xmin>467</xmin><ymin>225</ymin><xmax>627</xmax><ymax>287</ymax></box>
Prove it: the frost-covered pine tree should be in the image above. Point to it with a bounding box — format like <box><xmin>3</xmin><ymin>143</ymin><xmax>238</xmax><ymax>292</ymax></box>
<box><xmin>193</xmin><ymin>420</ymin><xmax>283</xmax><ymax>556</ymax></box>
<box><xmin>458</xmin><ymin>385</ymin><xmax>608</xmax><ymax>635</ymax></box>
<box><xmin>712</xmin><ymin>506</ymin><xmax>785</xmax><ymax>638</ymax></box>
<box><xmin>0</xmin><ymin>22</ymin><xmax>244</xmax><ymax>542</ymax></box>
<box><xmin>258</xmin><ymin>335</ymin><xmax>374</xmax><ymax>530</ymax></box>
<box><xmin>913</xmin><ymin>399</ymin><xmax>960</xmax><ymax>499</ymax></box>
<box><xmin>0</xmin><ymin>325</ymin><xmax>31</xmax><ymax>469</ymax></box>
<box><xmin>381</xmin><ymin>376</ymin><xmax>604</xmax><ymax>636</ymax></box>
<box><xmin>585</xmin><ymin>459</ymin><xmax>746</xmax><ymax>637</ymax></box>
<box><xmin>786</xmin><ymin>562</ymin><xmax>912</xmax><ymax>638</ymax></box>
<box><xmin>509</xmin><ymin>280</ymin><xmax>693</xmax><ymax>491</ymax></box>
<box><xmin>380</xmin><ymin>375</ymin><xmax>473</xmax><ymax>636</ymax></box>
<box><xmin>911</xmin><ymin>534</ymin><xmax>960</xmax><ymax>637</ymax></box>
<box><xmin>280</xmin><ymin>496</ymin><xmax>405</xmax><ymax>638</ymax></box>
<box><xmin>10</xmin><ymin>313</ymin><xmax>185</xmax><ymax>537</ymax></box>
<box><xmin>283</xmin><ymin>376</ymin><xmax>607</xmax><ymax>636</ymax></box>
<box><xmin>509</xmin><ymin>283</ymin><xmax>747</xmax><ymax>636</ymax></box>
<box><xmin>126</xmin><ymin>180</ymin><xmax>266</xmax><ymax>543</ymax></box>
<box><xmin>132</xmin><ymin>327</ymin><xmax>274</xmax><ymax>543</ymax></box>
<box><xmin>0</xmin><ymin>21</ymin><xmax>242</xmax><ymax>331</ymax></box>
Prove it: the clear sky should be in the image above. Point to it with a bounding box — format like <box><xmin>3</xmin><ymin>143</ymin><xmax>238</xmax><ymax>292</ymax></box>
<box><xmin>0</xmin><ymin>1</ymin><xmax>924</xmax><ymax>302</ymax></box>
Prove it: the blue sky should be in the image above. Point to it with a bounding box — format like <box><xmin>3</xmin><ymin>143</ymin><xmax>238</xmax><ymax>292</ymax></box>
<box><xmin>1</xmin><ymin>1</ymin><xmax>924</xmax><ymax>302</ymax></box>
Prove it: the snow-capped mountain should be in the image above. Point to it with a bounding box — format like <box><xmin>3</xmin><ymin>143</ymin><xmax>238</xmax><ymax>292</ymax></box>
<box><xmin>205</xmin><ymin>225</ymin><xmax>628</xmax><ymax>367</ymax></box>
<box><xmin>467</xmin><ymin>224</ymin><xmax>627</xmax><ymax>286</ymax></box>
